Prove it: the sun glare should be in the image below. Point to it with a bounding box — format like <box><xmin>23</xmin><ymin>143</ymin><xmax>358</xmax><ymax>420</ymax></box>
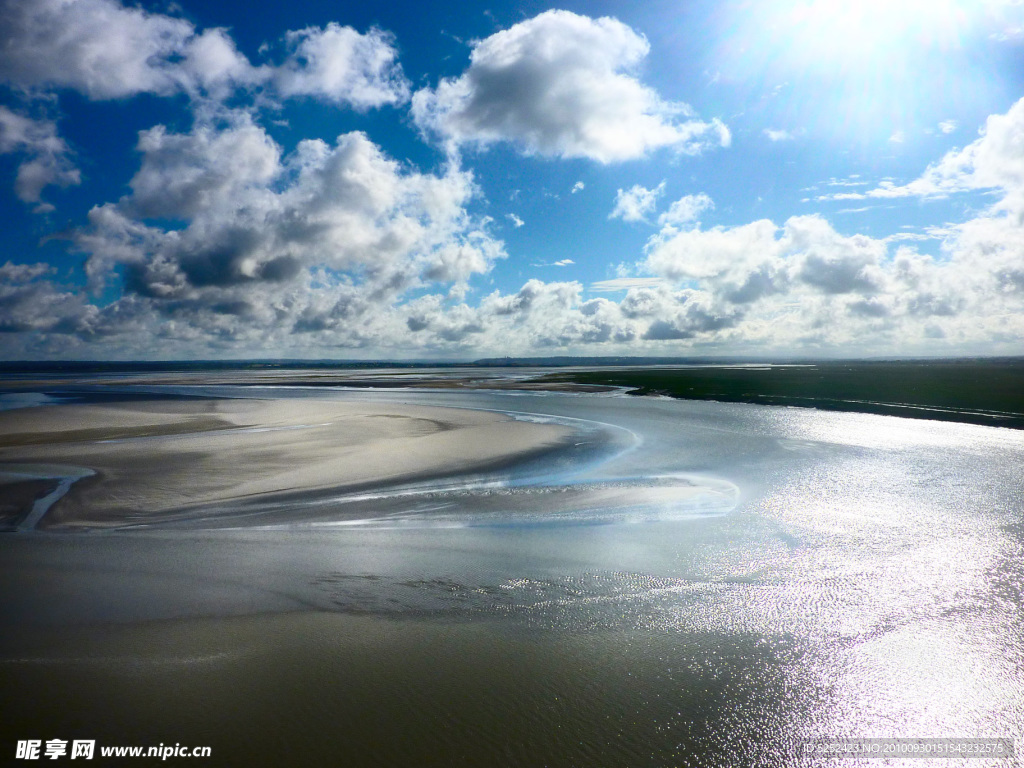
<box><xmin>712</xmin><ymin>0</ymin><xmax>993</xmax><ymax>142</ymax></box>
<box><xmin>781</xmin><ymin>0</ymin><xmax>968</xmax><ymax>66</ymax></box>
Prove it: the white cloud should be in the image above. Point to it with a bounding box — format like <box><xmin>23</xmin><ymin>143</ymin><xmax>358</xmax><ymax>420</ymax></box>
<box><xmin>0</xmin><ymin>106</ymin><xmax>80</xmax><ymax>210</ymax></box>
<box><xmin>14</xmin><ymin>188</ymin><xmax>1024</xmax><ymax>356</ymax></box>
<box><xmin>506</xmin><ymin>213</ymin><xmax>524</xmax><ymax>228</ymax></box>
<box><xmin>645</xmin><ymin>214</ymin><xmax>885</xmax><ymax>297</ymax></box>
<box><xmin>938</xmin><ymin>119</ymin><xmax>958</xmax><ymax>134</ymax></box>
<box><xmin>6</xmin><ymin>26</ymin><xmax>1024</xmax><ymax>357</ymax></box>
<box><xmin>991</xmin><ymin>25</ymin><xmax>1024</xmax><ymax>42</ymax></box>
<box><xmin>763</xmin><ymin>128</ymin><xmax>793</xmax><ymax>141</ymax></box>
<box><xmin>0</xmin><ymin>259</ymin><xmax>96</xmax><ymax>336</ymax></box>
<box><xmin>0</xmin><ymin>0</ymin><xmax>412</xmax><ymax>210</ymax></box>
<box><xmin>571</xmin><ymin>181</ymin><xmax>585</xmax><ymax>194</ymax></box>
<box><xmin>646</xmin><ymin>218</ymin><xmax>783</xmax><ymax>284</ymax></box>
<box><xmin>816</xmin><ymin>191</ymin><xmax>867</xmax><ymax>201</ymax></box>
<box><xmin>914</xmin><ymin>97</ymin><xmax>1024</xmax><ymax>197</ymax></box>
<box><xmin>124</xmin><ymin>119</ymin><xmax>281</xmax><ymax>220</ymax></box>
<box><xmin>852</xmin><ymin>97</ymin><xmax>1024</xmax><ymax>201</ymax></box>
<box><xmin>469</xmin><ymin>279</ymin><xmax>637</xmax><ymax>347</ymax></box>
<box><xmin>558</xmin><ymin>101</ymin><xmax>1024</xmax><ymax>353</ymax></box>
<box><xmin>621</xmin><ymin>285</ymin><xmax>739</xmax><ymax>340</ymax></box>
<box><xmin>271</xmin><ymin>23</ymin><xmax>409</xmax><ymax>109</ymax></box>
<box><xmin>74</xmin><ymin>115</ymin><xmax>504</xmax><ymax>329</ymax></box>
<box><xmin>589</xmin><ymin>277</ymin><xmax>666</xmax><ymax>292</ymax></box>
<box><xmin>411</xmin><ymin>10</ymin><xmax>729</xmax><ymax>162</ymax></box>
<box><xmin>609</xmin><ymin>182</ymin><xmax>665</xmax><ymax>222</ymax></box>
<box><xmin>0</xmin><ymin>261</ymin><xmax>53</xmax><ymax>282</ymax></box>
<box><xmin>47</xmin><ymin>125</ymin><xmax>1024</xmax><ymax>358</ymax></box>
<box><xmin>180</xmin><ymin>28</ymin><xmax>263</xmax><ymax>99</ymax></box>
<box><xmin>889</xmin><ymin>130</ymin><xmax>906</xmax><ymax>144</ymax></box>
<box><xmin>619</xmin><ymin>206</ymin><xmax>1024</xmax><ymax>353</ymax></box>
<box><xmin>658</xmin><ymin>193</ymin><xmax>713</xmax><ymax>227</ymax></box>
<box><xmin>0</xmin><ymin>0</ymin><xmax>408</xmax><ymax>108</ymax></box>
<box><xmin>826</xmin><ymin>177</ymin><xmax>868</xmax><ymax>188</ymax></box>
<box><xmin>0</xmin><ymin>0</ymin><xmax>197</xmax><ymax>99</ymax></box>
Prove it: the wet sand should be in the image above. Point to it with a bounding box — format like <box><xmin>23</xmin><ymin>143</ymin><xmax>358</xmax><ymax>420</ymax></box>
<box><xmin>0</xmin><ymin>398</ymin><xmax>571</xmax><ymax>528</ymax></box>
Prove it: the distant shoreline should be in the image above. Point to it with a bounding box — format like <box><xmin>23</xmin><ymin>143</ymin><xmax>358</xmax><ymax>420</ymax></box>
<box><xmin>538</xmin><ymin>359</ymin><xmax>1024</xmax><ymax>431</ymax></box>
<box><xmin>1</xmin><ymin>354</ymin><xmax>1023</xmax><ymax>374</ymax></box>
<box><xmin>1</xmin><ymin>357</ymin><xmax>1021</xmax><ymax>432</ymax></box>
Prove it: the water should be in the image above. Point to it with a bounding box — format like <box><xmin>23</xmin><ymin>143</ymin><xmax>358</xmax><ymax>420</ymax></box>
<box><xmin>1</xmin><ymin>385</ymin><xmax>1022</xmax><ymax>766</ymax></box>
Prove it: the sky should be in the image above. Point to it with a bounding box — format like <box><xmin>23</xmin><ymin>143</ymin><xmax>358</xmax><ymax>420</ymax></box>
<box><xmin>2</xmin><ymin>0</ymin><xmax>1024</xmax><ymax>360</ymax></box>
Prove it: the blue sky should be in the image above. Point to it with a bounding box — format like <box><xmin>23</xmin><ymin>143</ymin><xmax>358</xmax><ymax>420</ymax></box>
<box><xmin>2</xmin><ymin>0</ymin><xmax>1024</xmax><ymax>359</ymax></box>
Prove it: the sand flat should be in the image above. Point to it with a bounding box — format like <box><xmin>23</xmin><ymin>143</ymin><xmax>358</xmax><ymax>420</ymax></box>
<box><xmin>0</xmin><ymin>399</ymin><xmax>572</xmax><ymax>526</ymax></box>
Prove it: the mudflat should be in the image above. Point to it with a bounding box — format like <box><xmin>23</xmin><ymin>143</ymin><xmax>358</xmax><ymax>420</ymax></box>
<box><xmin>0</xmin><ymin>398</ymin><xmax>571</xmax><ymax>528</ymax></box>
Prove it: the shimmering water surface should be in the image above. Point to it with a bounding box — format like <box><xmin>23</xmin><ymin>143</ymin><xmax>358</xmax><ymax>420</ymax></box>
<box><xmin>2</xmin><ymin>384</ymin><xmax>1023</xmax><ymax>767</ymax></box>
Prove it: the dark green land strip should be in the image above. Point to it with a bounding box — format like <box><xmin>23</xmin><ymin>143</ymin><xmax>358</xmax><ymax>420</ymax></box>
<box><xmin>539</xmin><ymin>359</ymin><xmax>1024</xmax><ymax>430</ymax></box>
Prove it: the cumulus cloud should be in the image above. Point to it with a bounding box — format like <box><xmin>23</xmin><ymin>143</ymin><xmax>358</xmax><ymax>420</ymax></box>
<box><xmin>506</xmin><ymin>213</ymin><xmax>524</xmax><ymax>228</ymax></box>
<box><xmin>344</xmin><ymin>206</ymin><xmax>1024</xmax><ymax>352</ymax></box>
<box><xmin>938</xmin><ymin>119</ymin><xmax>957</xmax><ymax>134</ymax></box>
<box><xmin>411</xmin><ymin>10</ymin><xmax>729</xmax><ymax>162</ymax></box>
<box><xmin>487</xmin><ymin>98</ymin><xmax>1024</xmax><ymax>355</ymax></box>
<box><xmin>472</xmin><ymin>279</ymin><xmax>636</xmax><ymax>347</ymax></box>
<box><xmin>571</xmin><ymin>181</ymin><xmax>585</xmax><ymax>194</ymax></box>
<box><xmin>646</xmin><ymin>218</ymin><xmax>778</xmax><ymax>283</ymax></box>
<box><xmin>609</xmin><ymin>182</ymin><xmax>665</xmax><ymax>222</ymax></box>
<box><xmin>0</xmin><ymin>107</ymin><xmax>80</xmax><ymax>210</ymax></box>
<box><xmin>123</xmin><ymin>120</ymin><xmax>280</xmax><ymax>221</ymax></box>
<box><xmin>45</xmin><ymin>160</ymin><xmax>1022</xmax><ymax>358</ymax></box>
<box><xmin>627</xmin><ymin>203</ymin><xmax>1024</xmax><ymax>353</ymax></box>
<box><xmin>69</xmin><ymin>115</ymin><xmax>505</xmax><ymax>343</ymax></box>
<box><xmin>180</xmin><ymin>28</ymin><xmax>263</xmax><ymax>99</ymax></box>
<box><xmin>5</xmin><ymin>16</ymin><xmax>1024</xmax><ymax>358</ymax></box>
<box><xmin>0</xmin><ymin>260</ymin><xmax>96</xmax><ymax>337</ymax></box>
<box><xmin>0</xmin><ymin>0</ymin><xmax>411</xmax><ymax>211</ymax></box>
<box><xmin>645</xmin><ymin>214</ymin><xmax>887</xmax><ymax>296</ymax></box>
<box><xmin>271</xmin><ymin>24</ymin><xmax>409</xmax><ymax>109</ymax></box>
<box><xmin>636</xmin><ymin>290</ymin><xmax>740</xmax><ymax>340</ymax></box>
<box><xmin>14</xmin><ymin>187</ymin><xmax>1024</xmax><ymax>357</ymax></box>
<box><xmin>0</xmin><ymin>0</ymin><xmax>198</xmax><ymax>98</ymax></box>
<box><xmin>0</xmin><ymin>0</ymin><xmax>408</xmax><ymax>107</ymax></box>
<box><xmin>842</xmin><ymin>97</ymin><xmax>1024</xmax><ymax>202</ymax></box>
<box><xmin>910</xmin><ymin>97</ymin><xmax>1024</xmax><ymax>198</ymax></box>
<box><xmin>658</xmin><ymin>193</ymin><xmax>713</xmax><ymax>227</ymax></box>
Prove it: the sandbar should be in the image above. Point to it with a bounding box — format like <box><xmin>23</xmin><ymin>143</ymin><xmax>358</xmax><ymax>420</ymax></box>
<box><xmin>0</xmin><ymin>398</ymin><xmax>572</xmax><ymax>528</ymax></box>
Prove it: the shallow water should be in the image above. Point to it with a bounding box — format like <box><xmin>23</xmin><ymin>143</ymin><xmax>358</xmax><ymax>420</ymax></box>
<box><xmin>2</xmin><ymin>385</ymin><xmax>1023</xmax><ymax>766</ymax></box>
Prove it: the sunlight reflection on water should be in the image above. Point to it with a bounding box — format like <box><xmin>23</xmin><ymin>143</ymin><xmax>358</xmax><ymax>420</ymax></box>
<box><xmin>3</xmin><ymin>386</ymin><xmax>1024</xmax><ymax>766</ymax></box>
